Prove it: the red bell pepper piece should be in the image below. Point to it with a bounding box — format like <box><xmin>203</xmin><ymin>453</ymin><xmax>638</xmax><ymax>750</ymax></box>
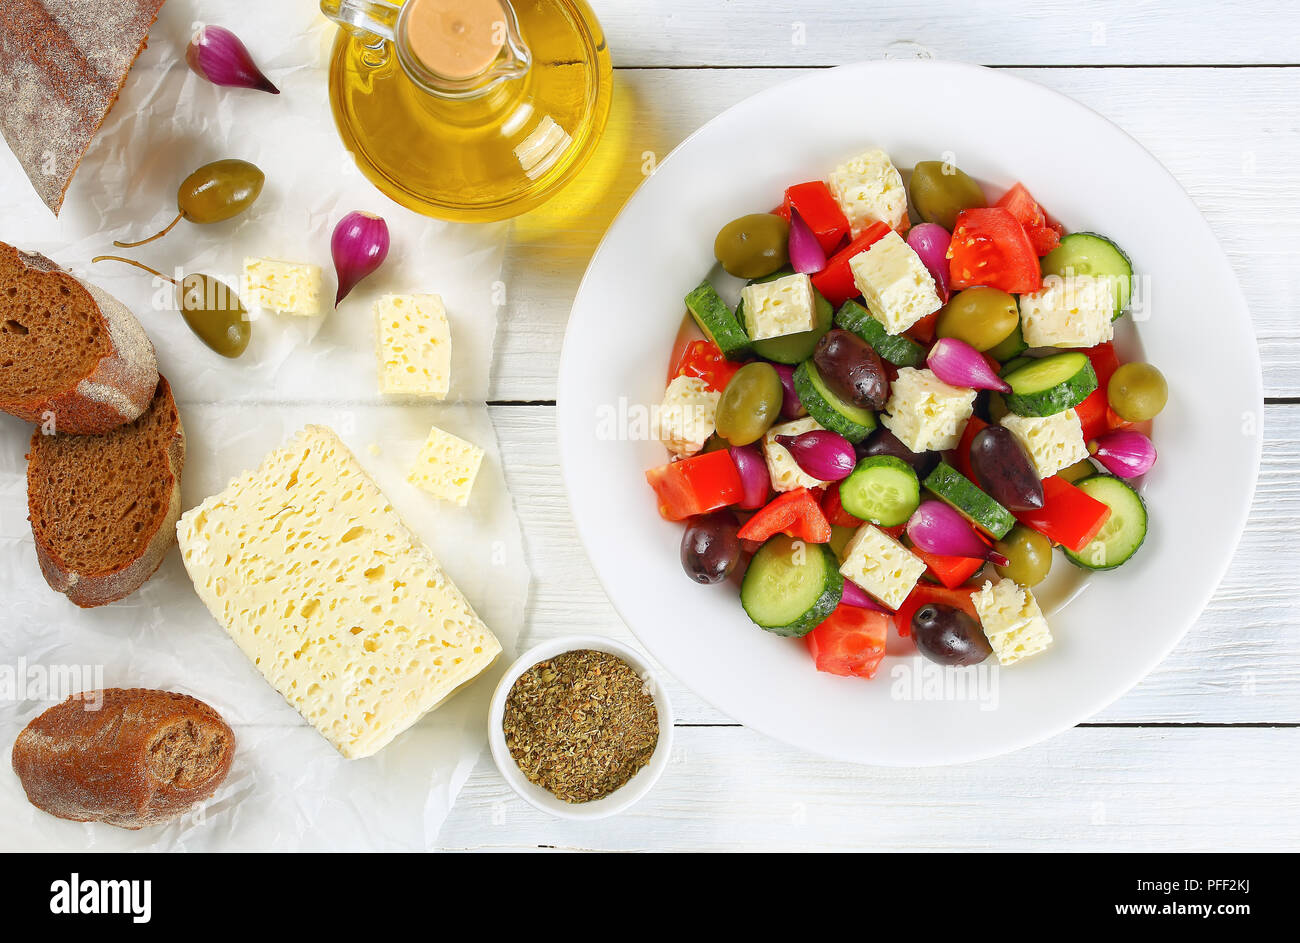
<box><xmin>893</xmin><ymin>584</ymin><xmax>981</xmax><ymax>639</ymax></box>
<box><xmin>1012</xmin><ymin>475</ymin><xmax>1111</xmax><ymax>552</ymax></box>
<box><xmin>771</xmin><ymin>203</ymin><xmax>791</xmax><ymax>222</ymax></box>
<box><xmin>947</xmin><ymin>208</ymin><xmax>1042</xmax><ymax>294</ymax></box>
<box><xmin>672</xmin><ymin>338</ymin><xmax>741</xmax><ymax>392</ymax></box>
<box><xmin>820</xmin><ymin>482</ymin><xmax>865</xmax><ymax>528</ymax></box>
<box><xmin>811</xmin><ymin>222</ymin><xmax>891</xmax><ymax>307</ymax></box>
<box><xmin>737</xmin><ymin>487</ymin><xmax>832</xmax><ymax>544</ymax></box>
<box><xmin>805</xmin><ymin>605</ymin><xmax>890</xmax><ymax>679</ymax></box>
<box><xmin>877</xmin><ymin>522</ymin><xmax>907</xmax><ymax>541</ymax></box>
<box><xmin>905</xmin><ymin>311</ymin><xmax>939</xmax><ymax>345</ymax></box>
<box><xmin>909</xmin><ymin>546</ymin><xmax>987</xmax><ymax>590</ymax></box>
<box><xmin>1072</xmin><ymin>342</ymin><xmax>1121</xmax><ymax>441</ymax></box>
<box><xmin>953</xmin><ymin>415</ymin><xmax>989</xmax><ymax>481</ymax></box>
<box><xmin>784</xmin><ymin>181</ymin><xmax>851</xmax><ymax>256</ymax></box>
<box><xmin>995</xmin><ymin>182</ymin><xmax>1060</xmax><ymax>257</ymax></box>
<box><xmin>646</xmin><ymin>450</ymin><xmax>743</xmax><ymax>522</ymax></box>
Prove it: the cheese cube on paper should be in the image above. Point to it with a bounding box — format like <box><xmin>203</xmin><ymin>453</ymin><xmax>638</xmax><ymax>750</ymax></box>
<box><xmin>657</xmin><ymin>375</ymin><xmax>720</xmax><ymax>458</ymax></box>
<box><xmin>376</xmin><ymin>294</ymin><xmax>452</xmax><ymax>398</ymax></box>
<box><xmin>881</xmin><ymin>367</ymin><xmax>976</xmax><ymax>453</ymax></box>
<box><xmin>827</xmin><ymin>148</ymin><xmax>908</xmax><ymax>236</ymax></box>
<box><xmin>849</xmin><ymin>231</ymin><xmax>943</xmax><ymax>335</ymax></box>
<box><xmin>1000</xmin><ymin>410</ymin><xmax>1088</xmax><ymax>479</ymax></box>
<box><xmin>176</xmin><ymin>425</ymin><xmax>501</xmax><ymax>759</ymax></box>
<box><xmin>1019</xmin><ymin>275</ymin><xmax>1115</xmax><ymax>348</ymax></box>
<box><xmin>971</xmin><ymin>579</ymin><xmax>1053</xmax><ymax>666</ymax></box>
<box><xmin>762</xmin><ymin>417</ymin><xmax>830</xmax><ymax>492</ymax></box>
<box><xmin>243</xmin><ymin>257</ymin><xmax>322</xmax><ymax>316</ymax></box>
<box><xmin>839</xmin><ymin>524</ymin><xmax>926</xmax><ymax>611</ymax></box>
<box><xmin>408</xmin><ymin>425</ymin><xmax>485</xmax><ymax>506</ymax></box>
<box><xmin>740</xmin><ymin>273</ymin><xmax>816</xmax><ymax>341</ymax></box>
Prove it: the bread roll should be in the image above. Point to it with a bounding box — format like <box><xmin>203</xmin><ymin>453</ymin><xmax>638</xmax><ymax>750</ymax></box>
<box><xmin>12</xmin><ymin>688</ymin><xmax>234</xmax><ymax>829</ymax></box>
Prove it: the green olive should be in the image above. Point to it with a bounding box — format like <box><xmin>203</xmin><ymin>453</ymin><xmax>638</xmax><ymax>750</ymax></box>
<box><xmin>936</xmin><ymin>287</ymin><xmax>1019</xmax><ymax>351</ymax></box>
<box><xmin>985</xmin><ymin>321</ymin><xmax>1027</xmax><ymax>363</ymax></box>
<box><xmin>715</xmin><ymin>362</ymin><xmax>783</xmax><ymax>446</ymax></box>
<box><xmin>714</xmin><ymin>213</ymin><xmax>790</xmax><ymax>280</ymax></box>
<box><xmin>1108</xmin><ymin>363</ymin><xmax>1168</xmax><ymax>422</ymax></box>
<box><xmin>994</xmin><ymin>525</ymin><xmax>1053</xmax><ymax>587</ymax></box>
<box><xmin>178</xmin><ymin>274</ymin><xmax>252</xmax><ymax>358</ymax></box>
<box><xmin>908</xmin><ymin>161</ymin><xmax>987</xmax><ymax>231</ymax></box>
<box><xmin>987</xmin><ymin>391</ymin><xmax>1009</xmax><ymax>424</ymax></box>
<box><xmin>1057</xmin><ymin>458</ymin><xmax>1097</xmax><ymax>485</ymax></box>
<box><xmin>178</xmin><ymin>159</ymin><xmax>265</xmax><ymax>225</ymax></box>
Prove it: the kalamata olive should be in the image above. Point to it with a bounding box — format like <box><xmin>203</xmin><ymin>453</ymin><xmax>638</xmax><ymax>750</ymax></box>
<box><xmin>912</xmin><ymin>603</ymin><xmax>992</xmax><ymax>666</ymax></box>
<box><xmin>1108</xmin><ymin>362</ymin><xmax>1168</xmax><ymax>422</ymax></box>
<box><xmin>681</xmin><ymin>513</ymin><xmax>741</xmax><ymax>584</ymax></box>
<box><xmin>936</xmin><ymin>287</ymin><xmax>1020</xmax><ymax>352</ymax></box>
<box><xmin>970</xmin><ymin>426</ymin><xmax>1043</xmax><ymax>511</ymax></box>
<box><xmin>908</xmin><ymin>161</ymin><xmax>988</xmax><ymax>232</ymax></box>
<box><xmin>715</xmin><ymin>362</ymin><xmax>783</xmax><ymax>446</ymax></box>
<box><xmin>856</xmin><ymin>427</ymin><xmax>938</xmax><ymax>479</ymax></box>
<box><xmin>714</xmin><ymin>213</ymin><xmax>790</xmax><ymax>280</ymax></box>
<box><xmin>994</xmin><ymin>525</ymin><xmax>1053</xmax><ymax>587</ymax></box>
<box><xmin>813</xmin><ymin>329</ymin><xmax>888</xmax><ymax>411</ymax></box>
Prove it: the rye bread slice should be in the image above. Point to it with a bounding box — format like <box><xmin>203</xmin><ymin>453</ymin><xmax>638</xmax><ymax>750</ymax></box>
<box><xmin>26</xmin><ymin>375</ymin><xmax>184</xmax><ymax>608</ymax></box>
<box><xmin>0</xmin><ymin>242</ymin><xmax>158</xmax><ymax>434</ymax></box>
<box><xmin>0</xmin><ymin>0</ymin><xmax>168</xmax><ymax>215</ymax></box>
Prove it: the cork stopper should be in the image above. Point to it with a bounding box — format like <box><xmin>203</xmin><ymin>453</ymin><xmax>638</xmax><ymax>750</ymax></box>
<box><xmin>404</xmin><ymin>0</ymin><xmax>508</xmax><ymax>81</ymax></box>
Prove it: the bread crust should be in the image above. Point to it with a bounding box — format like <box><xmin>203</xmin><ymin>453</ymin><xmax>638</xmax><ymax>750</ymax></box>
<box><xmin>11</xmin><ymin>688</ymin><xmax>235</xmax><ymax>829</ymax></box>
<box><xmin>0</xmin><ymin>244</ymin><xmax>159</xmax><ymax>434</ymax></box>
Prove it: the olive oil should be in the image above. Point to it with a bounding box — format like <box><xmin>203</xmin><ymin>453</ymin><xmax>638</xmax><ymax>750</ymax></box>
<box><xmin>327</xmin><ymin>0</ymin><xmax>613</xmax><ymax>222</ymax></box>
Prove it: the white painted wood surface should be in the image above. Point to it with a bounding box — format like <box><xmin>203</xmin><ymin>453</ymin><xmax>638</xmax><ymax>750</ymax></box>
<box><xmin>440</xmin><ymin>0</ymin><xmax>1300</xmax><ymax>850</ymax></box>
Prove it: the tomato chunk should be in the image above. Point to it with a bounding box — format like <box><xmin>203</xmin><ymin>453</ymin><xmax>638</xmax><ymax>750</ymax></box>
<box><xmin>806</xmin><ymin>605</ymin><xmax>890</xmax><ymax>678</ymax></box>
<box><xmin>811</xmin><ymin>222</ymin><xmax>891</xmax><ymax>307</ymax></box>
<box><xmin>784</xmin><ymin>181</ymin><xmax>851</xmax><ymax>256</ymax></box>
<box><xmin>1012</xmin><ymin>476</ymin><xmax>1112</xmax><ymax>552</ymax></box>
<box><xmin>737</xmin><ymin>487</ymin><xmax>832</xmax><ymax>544</ymax></box>
<box><xmin>672</xmin><ymin>338</ymin><xmax>740</xmax><ymax>392</ymax></box>
<box><xmin>995</xmin><ymin>182</ymin><xmax>1061</xmax><ymax>257</ymax></box>
<box><xmin>947</xmin><ymin>208</ymin><xmax>1042</xmax><ymax>294</ymax></box>
<box><xmin>645</xmin><ymin>450</ymin><xmax>742</xmax><ymax>521</ymax></box>
<box><xmin>894</xmin><ymin>584</ymin><xmax>981</xmax><ymax>639</ymax></box>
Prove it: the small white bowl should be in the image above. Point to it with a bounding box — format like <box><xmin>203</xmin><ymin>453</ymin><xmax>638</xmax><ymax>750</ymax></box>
<box><xmin>488</xmin><ymin>635</ymin><xmax>674</xmax><ymax>820</ymax></box>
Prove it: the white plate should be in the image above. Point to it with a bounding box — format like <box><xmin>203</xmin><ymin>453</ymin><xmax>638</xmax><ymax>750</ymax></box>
<box><xmin>557</xmin><ymin>61</ymin><xmax>1261</xmax><ymax>766</ymax></box>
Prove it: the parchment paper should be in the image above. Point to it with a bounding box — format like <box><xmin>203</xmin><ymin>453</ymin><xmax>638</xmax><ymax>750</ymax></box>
<box><xmin>0</xmin><ymin>0</ymin><xmax>528</xmax><ymax>850</ymax></box>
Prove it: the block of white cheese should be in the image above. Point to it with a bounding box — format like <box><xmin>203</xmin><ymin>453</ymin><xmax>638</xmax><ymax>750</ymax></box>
<box><xmin>740</xmin><ymin>272</ymin><xmax>817</xmax><ymax>341</ymax></box>
<box><xmin>971</xmin><ymin>579</ymin><xmax>1053</xmax><ymax>666</ymax></box>
<box><xmin>827</xmin><ymin>148</ymin><xmax>908</xmax><ymax>236</ymax></box>
<box><xmin>881</xmin><ymin>367</ymin><xmax>976</xmax><ymax>453</ymax></box>
<box><xmin>375</xmin><ymin>294</ymin><xmax>452</xmax><ymax>398</ymax></box>
<box><xmin>849</xmin><ymin>230</ymin><xmax>943</xmax><ymax>335</ymax></box>
<box><xmin>839</xmin><ymin>524</ymin><xmax>926</xmax><ymax>611</ymax></box>
<box><xmin>408</xmin><ymin>425</ymin><xmax>485</xmax><ymax>506</ymax></box>
<box><xmin>762</xmin><ymin>417</ymin><xmax>829</xmax><ymax>492</ymax></box>
<box><xmin>1018</xmin><ymin>274</ymin><xmax>1115</xmax><ymax>348</ymax></box>
<box><xmin>657</xmin><ymin>375</ymin><xmax>720</xmax><ymax>458</ymax></box>
<box><xmin>1000</xmin><ymin>410</ymin><xmax>1089</xmax><ymax>478</ymax></box>
<box><xmin>243</xmin><ymin>257</ymin><xmax>322</xmax><ymax>316</ymax></box>
<box><xmin>176</xmin><ymin>425</ymin><xmax>501</xmax><ymax>759</ymax></box>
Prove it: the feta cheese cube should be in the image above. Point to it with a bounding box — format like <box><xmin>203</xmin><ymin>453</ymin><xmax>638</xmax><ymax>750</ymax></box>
<box><xmin>407</xmin><ymin>425</ymin><xmax>485</xmax><ymax>506</ymax></box>
<box><xmin>1000</xmin><ymin>410</ymin><xmax>1088</xmax><ymax>479</ymax></box>
<box><xmin>762</xmin><ymin>417</ymin><xmax>829</xmax><ymax>492</ymax></box>
<box><xmin>827</xmin><ymin>148</ymin><xmax>908</xmax><ymax>236</ymax></box>
<box><xmin>839</xmin><ymin>524</ymin><xmax>926</xmax><ymax>611</ymax></box>
<box><xmin>881</xmin><ymin>367</ymin><xmax>976</xmax><ymax>453</ymax></box>
<box><xmin>971</xmin><ymin>579</ymin><xmax>1053</xmax><ymax>666</ymax></box>
<box><xmin>657</xmin><ymin>375</ymin><xmax>721</xmax><ymax>458</ymax></box>
<box><xmin>1019</xmin><ymin>274</ymin><xmax>1115</xmax><ymax>348</ymax></box>
<box><xmin>243</xmin><ymin>257</ymin><xmax>322</xmax><ymax>316</ymax></box>
<box><xmin>740</xmin><ymin>273</ymin><xmax>816</xmax><ymax>341</ymax></box>
<box><xmin>848</xmin><ymin>231</ymin><xmax>944</xmax><ymax>335</ymax></box>
<box><xmin>376</xmin><ymin>294</ymin><xmax>452</xmax><ymax>398</ymax></box>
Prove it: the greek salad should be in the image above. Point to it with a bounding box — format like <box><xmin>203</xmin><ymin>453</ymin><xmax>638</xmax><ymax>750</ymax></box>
<box><xmin>647</xmin><ymin>149</ymin><xmax>1167</xmax><ymax>679</ymax></box>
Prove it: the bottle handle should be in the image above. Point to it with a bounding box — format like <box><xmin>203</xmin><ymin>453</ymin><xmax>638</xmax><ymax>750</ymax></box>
<box><xmin>319</xmin><ymin>0</ymin><xmax>402</xmax><ymax>45</ymax></box>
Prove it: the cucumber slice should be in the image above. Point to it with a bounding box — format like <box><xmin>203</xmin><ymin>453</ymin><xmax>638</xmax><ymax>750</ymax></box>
<box><xmin>1040</xmin><ymin>232</ymin><xmax>1133</xmax><ymax>319</ymax></box>
<box><xmin>839</xmin><ymin>455</ymin><xmax>920</xmax><ymax>526</ymax></box>
<box><xmin>986</xmin><ymin>320</ymin><xmax>1028</xmax><ymax>362</ymax></box>
<box><xmin>1002</xmin><ymin>352</ymin><xmax>1097</xmax><ymax>417</ymax></box>
<box><xmin>740</xmin><ymin>284</ymin><xmax>834</xmax><ymax>364</ymax></box>
<box><xmin>923</xmin><ymin>461</ymin><xmax>1015</xmax><ymax>539</ymax></box>
<box><xmin>793</xmin><ymin>361</ymin><xmax>877</xmax><ymax>443</ymax></box>
<box><xmin>685</xmin><ymin>280</ymin><xmax>751</xmax><ymax>360</ymax></box>
<box><xmin>1063</xmin><ymin>475</ymin><xmax>1147</xmax><ymax>570</ymax></box>
<box><xmin>834</xmin><ymin>300</ymin><xmax>927</xmax><ymax>367</ymax></box>
<box><xmin>740</xmin><ymin>535</ymin><xmax>843</xmax><ymax>637</ymax></box>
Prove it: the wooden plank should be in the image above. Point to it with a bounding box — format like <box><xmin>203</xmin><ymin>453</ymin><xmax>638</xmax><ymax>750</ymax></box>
<box><xmin>436</xmin><ymin>726</ymin><xmax>1300</xmax><ymax>851</ymax></box>
<box><xmin>494</xmin><ymin>67</ymin><xmax>1300</xmax><ymax>401</ymax></box>
<box><xmin>487</xmin><ymin>402</ymin><xmax>1300</xmax><ymax>725</ymax></box>
<box><xmin>590</xmin><ymin>0</ymin><xmax>1300</xmax><ymax>67</ymax></box>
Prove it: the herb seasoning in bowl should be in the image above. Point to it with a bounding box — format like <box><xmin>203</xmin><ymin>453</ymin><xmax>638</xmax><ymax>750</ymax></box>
<box><xmin>488</xmin><ymin>636</ymin><xmax>674</xmax><ymax>819</ymax></box>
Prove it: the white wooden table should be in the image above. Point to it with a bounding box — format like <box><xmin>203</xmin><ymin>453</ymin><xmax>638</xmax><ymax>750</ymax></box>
<box><xmin>438</xmin><ymin>0</ymin><xmax>1300</xmax><ymax>851</ymax></box>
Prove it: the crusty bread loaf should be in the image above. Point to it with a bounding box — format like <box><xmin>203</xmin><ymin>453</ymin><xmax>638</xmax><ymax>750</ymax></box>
<box><xmin>0</xmin><ymin>0</ymin><xmax>168</xmax><ymax>215</ymax></box>
<box><xmin>12</xmin><ymin>688</ymin><xmax>235</xmax><ymax>829</ymax></box>
<box><xmin>0</xmin><ymin>243</ymin><xmax>159</xmax><ymax>434</ymax></box>
<box><xmin>27</xmin><ymin>375</ymin><xmax>183</xmax><ymax>608</ymax></box>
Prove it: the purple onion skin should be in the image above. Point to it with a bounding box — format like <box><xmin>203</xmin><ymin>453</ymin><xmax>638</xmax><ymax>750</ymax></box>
<box><xmin>788</xmin><ymin>208</ymin><xmax>828</xmax><ymax>275</ymax></box>
<box><xmin>332</xmin><ymin>211</ymin><xmax>391</xmax><ymax>306</ymax></box>
<box><xmin>906</xmin><ymin>223</ymin><xmax>952</xmax><ymax>302</ymax></box>
<box><xmin>1090</xmin><ymin>430</ymin><xmax>1157</xmax><ymax>479</ymax></box>
<box><xmin>841</xmin><ymin>579</ymin><xmax>888</xmax><ymax>612</ymax></box>
<box><xmin>728</xmin><ymin>444</ymin><xmax>772</xmax><ymax>509</ymax></box>
<box><xmin>771</xmin><ymin>363</ymin><xmax>807</xmax><ymax>420</ymax></box>
<box><xmin>927</xmin><ymin>337</ymin><xmax>1011</xmax><ymax>393</ymax></box>
<box><xmin>776</xmin><ymin>431</ymin><xmax>856</xmax><ymax>482</ymax></box>
<box><xmin>906</xmin><ymin>499</ymin><xmax>1009</xmax><ymax>566</ymax></box>
<box><xmin>186</xmin><ymin>25</ymin><xmax>279</xmax><ymax>94</ymax></box>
